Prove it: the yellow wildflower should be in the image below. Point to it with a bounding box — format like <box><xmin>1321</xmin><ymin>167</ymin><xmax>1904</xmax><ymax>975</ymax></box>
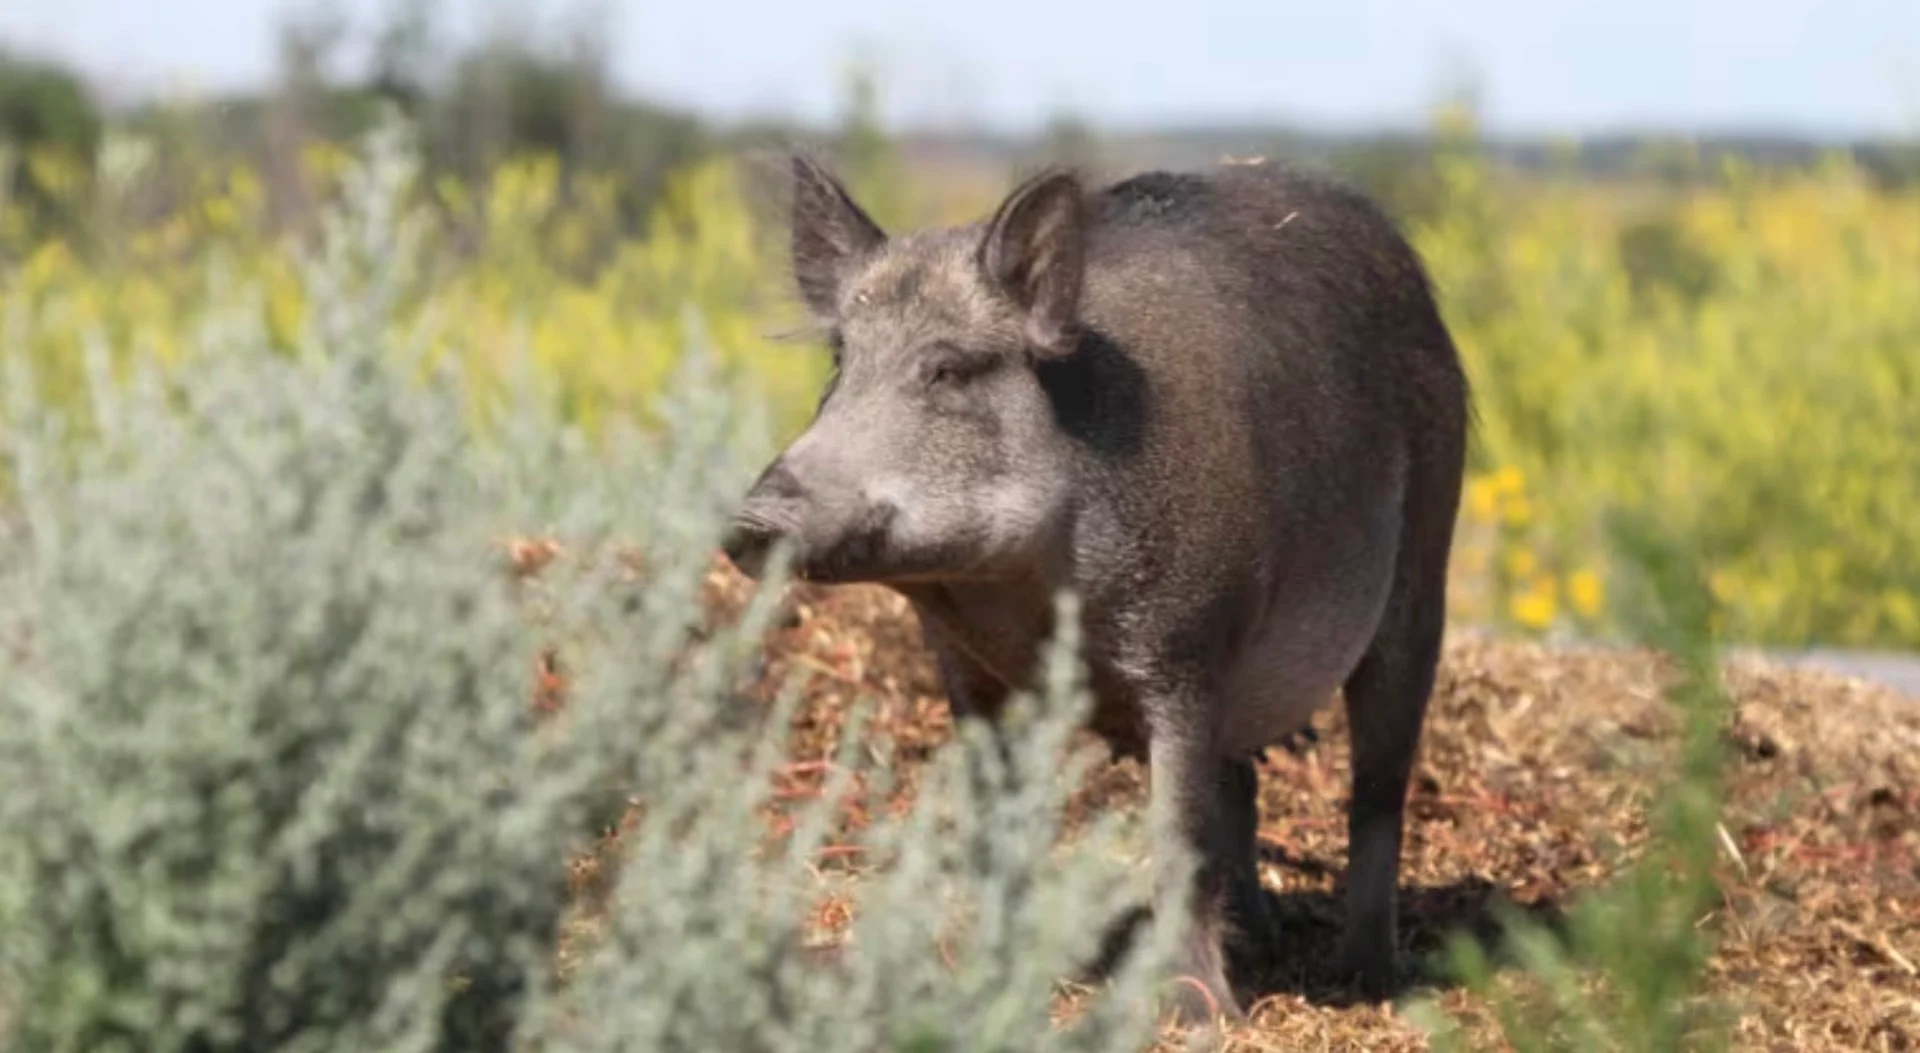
<box><xmin>203</xmin><ymin>197</ymin><xmax>239</xmax><ymax>233</ymax></box>
<box><xmin>1568</xmin><ymin>569</ymin><xmax>1605</xmax><ymax>619</ymax></box>
<box><xmin>1510</xmin><ymin>589</ymin><xmax>1557</xmax><ymax>630</ymax></box>
<box><xmin>1464</xmin><ymin>477</ymin><xmax>1499</xmax><ymax>520</ymax></box>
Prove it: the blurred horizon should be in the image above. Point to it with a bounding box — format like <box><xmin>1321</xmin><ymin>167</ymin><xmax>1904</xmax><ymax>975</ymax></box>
<box><xmin>2</xmin><ymin>0</ymin><xmax>1917</xmax><ymax>140</ymax></box>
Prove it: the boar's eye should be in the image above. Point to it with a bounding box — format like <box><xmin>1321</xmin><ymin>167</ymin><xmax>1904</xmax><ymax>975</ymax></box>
<box><xmin>922</xmin><ymin>345</ymin><xmax>996</xmax><ymax>391</ymax></box>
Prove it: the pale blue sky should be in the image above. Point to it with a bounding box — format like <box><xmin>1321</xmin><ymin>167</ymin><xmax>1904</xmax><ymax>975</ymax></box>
<box><xmin>2</xmin><ymin>0</ymin><xmax>1916</xmax><ymax>137</ymax></box>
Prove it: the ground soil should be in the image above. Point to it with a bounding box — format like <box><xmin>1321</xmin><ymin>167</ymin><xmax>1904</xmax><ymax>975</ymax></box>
<box><xmin>543</xmin><ymin>555</ymin><xmax>1920</xmax><ymax>1051</ymax></box>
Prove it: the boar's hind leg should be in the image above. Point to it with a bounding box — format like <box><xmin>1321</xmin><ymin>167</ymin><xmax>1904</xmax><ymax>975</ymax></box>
<box><xmin>1335</xmin><ymin>542</ymin><xmax>1450</xmax><ymax>997</ymax></box>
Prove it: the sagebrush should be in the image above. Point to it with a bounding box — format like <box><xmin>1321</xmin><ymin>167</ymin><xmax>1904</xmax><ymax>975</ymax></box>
<box><xmin>0</xmin><ymin>124</ymin><xmax>1187</xmax><ymax>1053</ymax></box>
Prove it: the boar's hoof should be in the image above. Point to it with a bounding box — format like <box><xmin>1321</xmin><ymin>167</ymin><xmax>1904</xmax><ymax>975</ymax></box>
<box><xmin>1163</xmin><ymin>929</ymin><xmax>1245</xmax><ymax>1026</ymax></box>
<box><xmin>1161</xmin><ymin>971</ymin><xmax>1243</xmax><ymax>1030</ymax></box>
<box><xmin>1332</xmin><ymin>939</ymin><xmax>1403</xmax><ymax>1001</ymax></box>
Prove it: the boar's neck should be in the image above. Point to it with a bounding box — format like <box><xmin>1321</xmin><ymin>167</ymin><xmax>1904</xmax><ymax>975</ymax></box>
<box><xmin>896</xmin><ymin>579</ymin><xmax>1056</xmax><ymax>689</ymax></box>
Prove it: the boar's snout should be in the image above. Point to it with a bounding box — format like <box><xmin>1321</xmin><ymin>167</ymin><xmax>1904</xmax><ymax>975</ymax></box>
<box><xmin>722</xmin><ymin>448</ymin><xmax>907</xmax><ymax>584</ymax></box>
<box><xmin>722</xmin><ymin>459</ymin><xmax>805</xmax><ymax>580</ymax></box>
<box><xmin>720</xmin><ymin>513</ymin><xmax>783</xmax><ymax>580</ymax></box>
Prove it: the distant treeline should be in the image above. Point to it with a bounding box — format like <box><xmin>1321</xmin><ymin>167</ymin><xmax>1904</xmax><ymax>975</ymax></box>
<box><xmin>4</xmin><ymin>2</ymin><xmax>1918</xmax><ymax>243</ymax></box>
<box><xmin>2</xmin><ymin>5</ymin><xmax>720</xmax><ymax>242</ymax></box>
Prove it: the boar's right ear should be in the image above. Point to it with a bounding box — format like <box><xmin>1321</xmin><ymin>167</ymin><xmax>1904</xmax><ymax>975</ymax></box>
<box><xmin>978</xmin><ymin>168</ymin><xmax>1085</xmax><ymax>358</ymax></box>
<box><xmin>790</xmin><ymin>154</ymin><xmax>887</xmax><ymax>320</ymax></box>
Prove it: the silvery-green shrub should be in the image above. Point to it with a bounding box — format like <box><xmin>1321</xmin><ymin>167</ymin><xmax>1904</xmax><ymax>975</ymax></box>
<box><xmin>0</xmin><ymin>118</ymin><xmax>1184</xmax><ymax>1053</ymax></box>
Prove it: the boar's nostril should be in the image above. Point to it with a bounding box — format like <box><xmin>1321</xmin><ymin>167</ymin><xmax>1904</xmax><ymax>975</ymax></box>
<box><xmin>721</xmin><ymin>515</ymin><xmax>783</xmax><ymax>577</ymax></box>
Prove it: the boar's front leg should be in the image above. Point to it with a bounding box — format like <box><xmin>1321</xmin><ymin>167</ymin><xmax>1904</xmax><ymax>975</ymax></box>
<box><xmin>928</xmin><ymin>636</ymin><xmax>1011</xmax><ymax>726</ymax></box>
<box><xmin>910</xmin><ymin>605</ymin><xmax>1012</xmax><ymax>724</ymax></box>
<box><xmin>1144</xmin><ymin>683</ymin><xmax>1273</xmax><ymax>1023</ymax></box>
<box><xmin>921</xmin><ymin>626</ymin><xmax>1023</xmax><ymax>791</ymax></box>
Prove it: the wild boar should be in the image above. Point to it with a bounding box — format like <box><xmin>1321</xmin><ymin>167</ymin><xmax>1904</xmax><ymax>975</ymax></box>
<box><xmin>723</xmin><ymin>153</ymin><xmax>1469</xmax><ymax>1019</ymax></box>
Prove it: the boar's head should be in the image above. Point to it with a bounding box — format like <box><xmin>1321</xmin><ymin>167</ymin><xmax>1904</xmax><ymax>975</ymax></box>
<box><xmin>724</xmin><ymin>157</ymin><xmax>1089</xmax><ymax>585</ymax></box>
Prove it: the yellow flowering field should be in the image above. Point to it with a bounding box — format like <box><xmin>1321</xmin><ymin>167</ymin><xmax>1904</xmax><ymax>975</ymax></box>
<box><xmin>1</xmin><ymin>143</ymin><xmax>830</xmax><ymax>444</ymax></box>
<box><xmin>3</xmin><ymin>133</ymin><xmax>1917</xmax><ymax>649</ymax></box>
<box><xmin>1417</xmin><ymin>150</ymin><xmax>1920</xmax><ymax>648</ymax></box>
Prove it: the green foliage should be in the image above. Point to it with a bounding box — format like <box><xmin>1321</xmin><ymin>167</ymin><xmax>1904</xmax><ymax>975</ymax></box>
<box><xmin>1328</xmin><ymin>136</ymin><xmax>1449</xmax><ymax>226</ymax></box>
<box><xmin>421</xmin><ymin>27</ymin><xmax>710</xmax><ymax>231</ymax></box>
<box><xmin>0</xmin><ymin>49</ymin><xmax>100</xmax><ymax>153</ymax></box>
<box><xmin>0</xmin><ymin>123</ymin><xmax>1183</xmax><ymax>1052</ymax></box>
<box><xmin>91</xmin><ymin>6</ymin><xmax>715</xmax><ymax>246</ymax></box>
<box><xmin>0</xmin><ymin>47</ymin><xmax>102</xmax><ymax>236</ymax></box>
<box><xmin>1615</xmin><ymin>216</ymin><xmax>1720</xmax><ymax>309</ymax></box>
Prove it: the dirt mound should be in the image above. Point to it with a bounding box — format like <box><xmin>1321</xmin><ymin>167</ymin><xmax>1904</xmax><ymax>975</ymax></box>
<box><xmin>555</xmin><ymin>557</ymin><xmax>1920</xmax><ymax>1050</ymax></box>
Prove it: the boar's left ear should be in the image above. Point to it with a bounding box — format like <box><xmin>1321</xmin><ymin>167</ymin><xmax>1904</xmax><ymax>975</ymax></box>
<box><xmin>978</xmin><ymin>168</ymin><xmax>1086</xmax><ymax>358</ymax></box>
<box><xmin>790</xmin><ymin>154</ymin><xmax>887</xmax><ymax>321</ymax></box>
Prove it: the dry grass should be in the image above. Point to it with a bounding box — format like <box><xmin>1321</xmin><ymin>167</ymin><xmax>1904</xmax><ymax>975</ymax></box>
<box><xmin>545</xmin><ymin>554</ymin><xmax>1920</xmax><ymax>1051</ymax></box>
